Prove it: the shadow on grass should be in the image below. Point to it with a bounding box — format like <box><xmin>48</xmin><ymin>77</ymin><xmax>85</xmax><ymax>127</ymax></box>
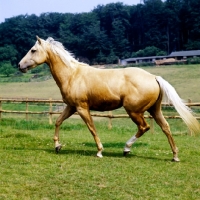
<box><xmin>50</xmin><ymin>149</ymin><xmax>171</xmax><ymax>161</ymax></box>
<box><xmin>83</xmin><ymin>142</ymin><xmax>149</xmax><ymax>148</ymax></box>
<box><xmin>1</xmin><ymin>142</ymin><xmax>171</xmax><ymax>162</ymax></box>
<box><xmin>41</xmin><ymin>142</ymin><xmax>171</xmax><ymax>161</ymax></box>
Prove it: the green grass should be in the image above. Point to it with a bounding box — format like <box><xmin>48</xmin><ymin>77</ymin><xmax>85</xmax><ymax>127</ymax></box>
<box><xmin>142</xmin><ymin>64</ymin><xmax>200</xmax><ymax>101</ymax></box>
<box><xmin>0</xmin><ymin>73</ymin><xmax>32</xmax><ymax>83</ymax></box>
<box><xmin>2</xmin><ymin>102</ymin><xmax>56</xmax><ymax>112</ymax></box>
<box><xmin>0</xmin><ymin>117</ymin><xmax>200</xmax><ymax>199</ymax></box>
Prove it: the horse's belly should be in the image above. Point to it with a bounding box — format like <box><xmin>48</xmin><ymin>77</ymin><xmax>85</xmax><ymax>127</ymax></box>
<box><xmin>89</xmin><ymin>99</ymin><xmax>122</xmax><ymax>111</ymax></box>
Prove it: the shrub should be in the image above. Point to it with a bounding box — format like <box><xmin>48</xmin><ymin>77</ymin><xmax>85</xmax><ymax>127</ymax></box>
<box><xmin>0</xmin><ymin>61</ymin><xmax>16</xmax><ymax>77</ymax></box>
<box><xmin>187</xmin><ymin>57</ymin><xmax>200</xmax><ymax>64</ymax></box>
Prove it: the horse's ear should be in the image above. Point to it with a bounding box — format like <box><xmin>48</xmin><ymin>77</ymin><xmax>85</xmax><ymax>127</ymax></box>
<box><xmin>36</xmin><ymin>36</ymin><xmax>42</xmax><ymax>45</ymax></box>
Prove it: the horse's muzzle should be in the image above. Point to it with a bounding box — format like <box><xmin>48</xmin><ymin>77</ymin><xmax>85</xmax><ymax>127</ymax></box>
<box><xmin>18</xmin><ymin>63</ymin><xmax>28</xmax><ymax>73</ymax></box>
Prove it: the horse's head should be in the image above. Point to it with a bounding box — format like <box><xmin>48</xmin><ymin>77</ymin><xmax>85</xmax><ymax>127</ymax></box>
<box><xmin>18</xmin><ymin>36</ymin><xmax>47</xmax><ymax>73</ymax></box>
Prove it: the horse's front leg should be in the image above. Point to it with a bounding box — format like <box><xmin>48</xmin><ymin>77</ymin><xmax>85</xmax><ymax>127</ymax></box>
<box><xmin>54</xmin><ymin>105</ymin><xmax>76</xmax><ymax>153</ymax></box>
<box><xmin>77</xmin><ymin>106</ymin><xmax>103</xmax><ymax>157</ymax></box>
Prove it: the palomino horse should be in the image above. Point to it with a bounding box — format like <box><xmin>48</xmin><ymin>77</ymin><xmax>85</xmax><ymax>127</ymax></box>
<box><xmin>18</xmin><ymin>36</ymin><xmax>199</xmax><ymax>161</ymax></box>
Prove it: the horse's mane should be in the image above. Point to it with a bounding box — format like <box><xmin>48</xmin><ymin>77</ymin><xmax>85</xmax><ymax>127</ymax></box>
<box><xmin>45</xmin><ymin>37</ymin><xmax>82</xmax><ymax>68</ymax></box>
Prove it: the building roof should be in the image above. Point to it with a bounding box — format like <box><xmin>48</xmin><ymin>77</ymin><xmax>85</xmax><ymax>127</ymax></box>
<box><xmin>121</xmin><ymin>50</ymin><xmax>200</xmax><ymax>64</ymax></box>
<box><xmin>169</xmin><ymin>50</ymin><xmax>200</xmax><ymax>57</ymax></box>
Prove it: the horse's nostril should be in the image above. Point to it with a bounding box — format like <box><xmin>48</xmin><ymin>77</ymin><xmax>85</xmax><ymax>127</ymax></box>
<box><xmin>18</xmin><ymin>63</ymin><xmax>20</xmax><ymax>68</ymax></box>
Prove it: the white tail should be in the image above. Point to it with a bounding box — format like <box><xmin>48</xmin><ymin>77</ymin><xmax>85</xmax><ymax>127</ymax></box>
<box><xmin>156</xmin><ymin>76</ymin><xmax>199</xmax><ymax>134</ymax></box>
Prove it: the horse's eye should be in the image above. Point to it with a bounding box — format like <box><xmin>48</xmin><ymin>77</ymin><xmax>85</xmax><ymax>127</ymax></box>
<box><xmin>31</xmin><ymin>49</ymin><xmax>36</xmax><ymax>53</ymax></box>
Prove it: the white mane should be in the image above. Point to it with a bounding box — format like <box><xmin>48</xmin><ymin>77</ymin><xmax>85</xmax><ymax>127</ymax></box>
<box><xmin>45</xmin><ymin>37</ymin><xmax>79</xmax><ymax>68</ymax></box>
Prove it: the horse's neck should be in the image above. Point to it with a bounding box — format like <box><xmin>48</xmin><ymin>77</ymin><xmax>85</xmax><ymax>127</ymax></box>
<box><xmin>47</xmin><ymin>52</ymin><xmax>75</xmax><ymax>88</ymax></box>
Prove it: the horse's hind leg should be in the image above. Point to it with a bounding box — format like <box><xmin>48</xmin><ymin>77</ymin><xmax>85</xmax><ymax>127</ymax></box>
<box><xmin>124</xmin><ymin>112</ymin><xmax>150</xmax><ymax>155</ymax></box>
<box><xmin>54</xmin><ymin>105</ymin><xmax>76</xmax><ymax>153</ymax></box>
<box><xmin>149</xmin><ymin>107</ymin><xmax>179</xmax><ymax>162</ymax></box>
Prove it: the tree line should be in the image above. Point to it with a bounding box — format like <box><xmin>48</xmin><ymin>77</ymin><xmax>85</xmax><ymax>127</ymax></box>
<box><xmin>0</xmin><ymin>0</ymin><xmax>200</xmax><ymax>72</ymax></box>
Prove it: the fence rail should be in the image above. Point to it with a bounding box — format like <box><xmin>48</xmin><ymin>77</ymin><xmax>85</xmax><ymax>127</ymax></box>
<box><xmin>0</xmin><ymin>98</ymin><xmax>200</xmax><ymax>135</ymax></box>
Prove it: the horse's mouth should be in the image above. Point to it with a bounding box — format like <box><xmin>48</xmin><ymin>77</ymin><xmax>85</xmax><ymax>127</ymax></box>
<box><xmin>18</xmin><ymin>60</ymin><xmax>35</xmax><ymax>73</ymax></box>
<box><xmin>19</xmin><ymin>66</ymin><xmax>30</xmax><ymax>73</ymax></box>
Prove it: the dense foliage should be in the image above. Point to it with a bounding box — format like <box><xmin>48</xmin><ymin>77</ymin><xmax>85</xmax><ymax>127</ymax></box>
<box><xmin>0</xmin><ymin>0</ymin><xmax>200</xmax><ymax>69</ymax></box>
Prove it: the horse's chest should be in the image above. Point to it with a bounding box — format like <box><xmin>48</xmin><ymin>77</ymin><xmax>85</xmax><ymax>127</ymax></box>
<box><xmin>60</xmin><ymin>90</ymin><xmax>75</xmax><ymax>105</ymax></box>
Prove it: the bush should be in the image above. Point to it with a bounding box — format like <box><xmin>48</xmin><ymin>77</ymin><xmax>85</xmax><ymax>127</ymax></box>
<box><xmin>132</xmin><ymin>46</ymin><xmax>167</xmax><ymax>57</ymax></box>
<box><xmin>0</xmin><ymin>61</ymin><xmax>16</xmax><ymax>77</ymax></box>
<box><xmin>187</xmin><ymin>57</ymin><xmax>200</xmax><ymax>64</ymax></box>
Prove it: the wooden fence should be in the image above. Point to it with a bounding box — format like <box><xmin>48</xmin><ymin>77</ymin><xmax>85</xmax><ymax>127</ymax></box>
<box><xmin>0</xmin><ymin>98</ymin><xmax>200</xmax><ymax>135</ymax></box>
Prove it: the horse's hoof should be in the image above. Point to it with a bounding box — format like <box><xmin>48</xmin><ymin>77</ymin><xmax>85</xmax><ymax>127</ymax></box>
<box><xmin>123</xmin><ymin>151</ymin><xmax>130</xmax><ymax>156</ymax></box>
<box><xmin>97</xmin><ymin>152</ymin><xmax>103</xmax><ymax>158</ymax></box>
<box><xmin>171</xmin><ymin>157</ymin><xmax>180</xmax><ymax>162</ymax></box>
<box><xmin>55</xmin><ymin>145</ymin><xmax>62</xmax><ymax>153</ymax></box>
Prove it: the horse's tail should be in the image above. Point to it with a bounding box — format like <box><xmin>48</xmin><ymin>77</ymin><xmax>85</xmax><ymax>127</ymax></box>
<box><xmin>156</xmin><ymin>76</ymin><xmax>200</xmax><ymax>134</ymax></box>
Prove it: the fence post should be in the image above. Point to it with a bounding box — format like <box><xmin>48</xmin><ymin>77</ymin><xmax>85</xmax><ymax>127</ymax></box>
<box><xmin>49</xmin><ymin>98</ymin><xmax>53</xmax><ymax>125</ymax></box>
<box><xmin>108</xmin><ymin>111</ymin><xmax>112</xmax><ymax>129</ymax></box>
<box><xmin>26</xmin><ymin>98</ymin><xmax>29</xmax><ymax>120</ymax></box>
<box><xmin>187</xmin><ymin>99</ymin><xmax>192</xmax><ymax>136</ymax></box>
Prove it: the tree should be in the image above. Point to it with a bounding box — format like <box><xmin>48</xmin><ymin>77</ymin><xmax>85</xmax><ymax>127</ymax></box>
<box><xmin>106</xmin><ymin>50</ymin><xmax>118</xmax><ymax>64</ymax></box>
<box><xmin>0</xmin><ymin>45</ymin><xmax>18</xmax><ymax>65</ymax></box>
<box><xmin>142</xmin><ymin>0</ymin><xmax>166</xmax><ymax>49</ymax></box>
<box><xmin>164</xmin><ymin>0</ymin><xmax>183</xmax><ymax>53</ymax></box>
<box><xmin>132</xmin><ymin>46</ymin><xmax>166</xmax><ymax>57</ymax></box>
<box><xmin>96</xmin><ymin>50</ymin><xmax>106</xmax><ymax>64</ymax></box>
<box><xmin>0</xmin><ymin>62</ymin><xmax>16</xmax><ymax>77</ymax></box>
<box><xmin>0</xmin><ymin>1</ymin><xmax>200</xmax><ymax>64</ymax></box>
<box><xmin>185</xmin><ymin>40</ymin><xmax>200</xmax><ymax>50</ymax></box>
<box><xmin>111</xmin><ymin>19</ymin><xmax>131</xmax><ymax>58</ymax></box>
<box><xmin>81</xmin><ymin>21</ymin><xmax>111</xmax><ymax>60</ymax></box>
<box><xmin>180</xmin><ymin>0</ymin><xmax>200</xmax><ymax>48</ymax></box>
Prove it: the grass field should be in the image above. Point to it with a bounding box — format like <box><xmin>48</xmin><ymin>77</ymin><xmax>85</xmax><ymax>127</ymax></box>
<box><xmin>0</xmin><ymin>64</ymin><xmax>200</xmax><ymax>199</ymax></box>
<box><xmin>0</xmin><ymin>117</ymin><xmax>200</xmax><ymax>200</ymax></box>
